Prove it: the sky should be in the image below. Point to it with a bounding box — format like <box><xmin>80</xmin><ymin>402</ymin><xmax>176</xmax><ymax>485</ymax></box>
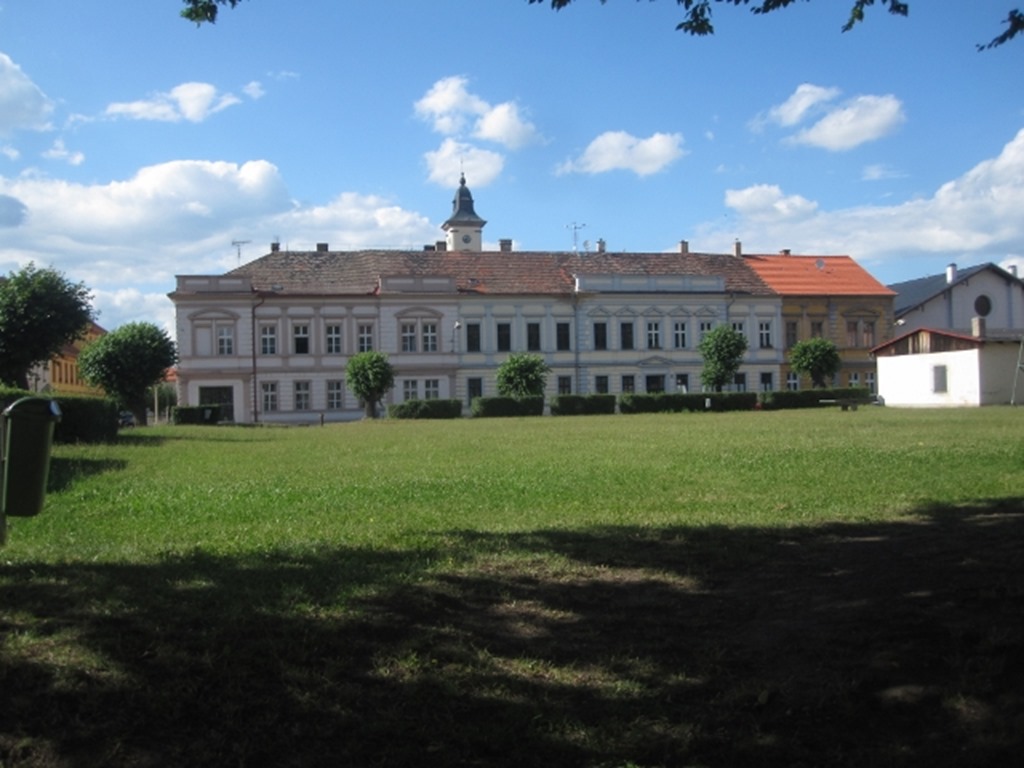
<box><xmin>1</xmin><ymin>1</ymin><xmax>1022</xmax><ymax>333</ymax></box>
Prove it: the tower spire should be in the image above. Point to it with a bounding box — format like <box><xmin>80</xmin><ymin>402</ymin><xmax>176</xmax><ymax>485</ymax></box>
<box><xmin>442</xmin><ymin>174</ymin><xmax>487</xmax><ymax>251</ymax></box>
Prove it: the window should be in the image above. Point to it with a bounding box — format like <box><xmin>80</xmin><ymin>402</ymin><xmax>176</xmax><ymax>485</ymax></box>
<box><xmin>760</xmin><ymin>372</ymin><xmax>773</xmax><ymax>392</ymax></box>
<box><xmin>846</xmin><ymin>320</ymin><xmax>859</xmax><ymax>347</ymax></box>
<box><xmin>325</xmin><ymin>324</ymin><xmax>343</xmax><ymax>354</ymax></box>
<box><xmin>646</xmin><ymin>321</ymin><xmax>661</xmax><ymax>350</ymax></box>
<box><xmin>327</xmin><ymin>380</ymin><xmax>344</xmax><ymax>410</ymax></box>
<box><xmin>424</xmin><ymin>379</ymin><xmax>440</xmax><ymax>400</ymax></box>
<box><xmin>862</xmin><ymin>321</ymin><xmax>875</xmax><ymax>348</ymax></box>
<box><xmin>675</xmin><ymin>373</ymin><xmax>689</xmax><ymax>393</ymax></box>
<box><xmin>646</xmin><ymin>374</ymin><xmax>665</xmax><ymax>393</ymax></box>
<box><xmin>866</xmin><ymin>371</ymin><xmax>876</xmax><ymax>394</ymax></box>
<box><xmin>293</xmin><ymin>324</ymin><xmax>310</xmax><ymax>354</ymax></box>
<box><xmin>403</xmin><ymin>380</ymin><xmax>419</xmax><ymax>401</ymax></box>
<box><xmin>758</xmin><ymin>321</ymin><xmax>773</xmax><ymax>349</ymax></box>
<box><xmin>556</xmin><ymin>322</ymin><xmax>571</xmax><ymax>351</ymax></box>
<box><xmin>401</xmin><ymin>322</ymin><xmax>417</xmax><ymax>352</ymax></box>
<box><xmin>673</xmin><ymin>321</ymin><xmax>687</xmax><ymax>349</ymax></box>
<box><xmin>558</xmin><ymin>375</ymin><xmax>572</xmax><ymax>395</ymax></box>
<box><xmin>933</xmin><ymin>365</ymin><xmax>948</xmax><ymax>394</ymax></box>
<box><xmin>733</xmin><ymin>372</ymin><xmax>747</xmax><ymax>392</ymax></box>
<box><xmin>785</xmin><ymin>320</ymin><xmax>798</xmax><ymax>348</ymax></box>
<box><xmin>422</xmin><ymin>322</ymin><xmax>438</xmax><ymax>352</ymax></box>
<box><xmin>849</xmin><ymin>372</ymin><xmax>860</xmax><ymax>387</ymax></box>
<box><xmin>811</xmin><ymin>320</ymin><xmax>824</xmax><ymax>338</ymax></box>
<box><xmin>699</xmin><ymin>321</ymin><xmax>714</xmax><ymax>342</ymax></box>
<box><xmin>621</xmin><ymin>375</ymin><xmax>635</xmax><ymax>393</ymax></box>
<box><xmin>593</xmin><ymin>322</ymin><xmax>608</xmax><ymax>351</ymax></box>
<box><xmin>294</xmin><ymin>381</ymin><xmax>311</xmax><ymax>410</ymax></box>
<box><xmin>357</xmin><ymin>323</ymin><xmax>374</xmax><ymax>353</ymax></box>
<box><xmin>261</xmin><ymin>382</ymin><xmax>278</xmax><ymax>412</ymax></box>
<box><xmin>497</xmin><ymin>322</ymin><xmax>512</xmax><ymax>352</ymax></box>
<box><xmin>527</xmin><ymin>322</ymin><xmax>541</xmax><ymax>351</ymax></box>
<box><xmin>620</xmin><ymin>322</ymin><xmax>634</xmax><ymax>350</ymax></box>
<box><xmin>466</xmin><ymin>323</ymin><xmax>481</xmax><ymax>352</ymax></box>
<box><xmin>595</xmin><ymin>375</ymin><xmax>609</xmax><ymax>394</ymax></box>
<box><xmin>974</xmin><ymin>294</ymin><xmax>992</xmax><ymax>317</ymax></box>
<box><xmin>217</xmin><ymin>325</ymin><xmax>234</xmax><ymax>356</ymax></box>
<box><xmin>786</xmin><ymin>372</ymin><xmax>800</xmax><ymax>391</ymax></box>
<box><xmin>731</xmin><ymin>321</ymin><xmax>745</xmax><ymax>337</ymax></box>
<box><xmin>467</xmin><ymin>377</ymin><xmax>483</xmax><ymax>405</ymax></box>
<box><xmin>260</xmin><ymin>325</ymin><xmax>277</xmax><ymax>355</ymax></box>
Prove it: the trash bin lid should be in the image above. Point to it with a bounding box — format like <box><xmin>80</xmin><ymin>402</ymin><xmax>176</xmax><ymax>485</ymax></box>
<box><xmin>2</xmin><ymin>396</ymin><xmax>62</xmax><ymax>422</ymax></box>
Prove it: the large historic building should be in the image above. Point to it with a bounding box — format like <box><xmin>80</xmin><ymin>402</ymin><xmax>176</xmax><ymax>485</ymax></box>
<box><xmin>170</xmin><ymin>177</ymin><xmax>892</xmax><ymax>423</ymax></box>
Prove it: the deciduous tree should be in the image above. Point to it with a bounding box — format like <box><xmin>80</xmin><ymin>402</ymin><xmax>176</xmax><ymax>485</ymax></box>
<box><xmin>78</xmin><ymin>322</ymin><xmax>178</xmax><ymax>426</ymax></box>
<box><xmin>698</xmin><ymin>325</ymin><xmax>748</xmax><ymax>392</ymax></box>
<box><xmin>788</xmin><ymin>337</ymin><xmax>842</xmax><ymax>388</ymax></box>
<box><xmin>346</xmin><ymin>351</ymin><xmax>395</xmax><ymax>418</ymax></box>
<box><xmin>0</xmin><ymin>263</ymin><xmax>95</xmax><ymax>390</ymax></box>
<box><xmin>496</xmin><ymin>353</ymin><xmax>550</xmax><ymax>398</ymax></box>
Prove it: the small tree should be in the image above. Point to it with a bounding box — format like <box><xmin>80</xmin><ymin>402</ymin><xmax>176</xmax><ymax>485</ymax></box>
<box><xmin>79</xmin><ymin>322</ymin><xmax>178</xmax><ymax>426</ymax></box>
<box><xmin>346</xmin><ymin>351</ymin><xmax>395</xmax><ymax>418</ymax></box>
<box><xmin>496</xmin><ymin>352</ymin><xmax>550</xmax><ymax>398</ymax></box>
<box><xmin>698</xmin><ymin>324</ymin><xmax>748</xmax><ymax>392</ymax></box>
<box><xmin>0</xmin><ymin>263</ymin><xmax>96</xmax><ymax>389</ymax></box>
<box><xmin>789</xmin><ymin>337</ymin><xmax>842</xmax><ymax>388</ymax></box>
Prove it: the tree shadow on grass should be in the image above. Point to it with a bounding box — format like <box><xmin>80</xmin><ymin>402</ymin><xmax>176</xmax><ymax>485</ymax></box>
<box><xmin>46</xmin><ymin>457</ymin><xmax>128</xmax><ymax>493</ymax></box>
<box><xmin>1</xmin><ymin>500</ymin><xmax>1022</xmax><ymax>767</ymax></box>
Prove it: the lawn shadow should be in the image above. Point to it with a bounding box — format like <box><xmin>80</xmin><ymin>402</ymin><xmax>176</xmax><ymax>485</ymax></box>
<box><xmin>2</xmin><ymin>499</ymin><xmax>1022</xmax><ymax>767</ymax></box>
<box><xmin>46</xmin><ymin>457</ymin><xmax>128</xmax><ymax>493</ymax></box>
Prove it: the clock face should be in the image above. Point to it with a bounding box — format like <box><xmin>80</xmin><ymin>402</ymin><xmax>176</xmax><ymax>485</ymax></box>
<box><xmin>461</xmin><ymin>234</ymin><xmax>472</xmax><ymax>244</ymax></box>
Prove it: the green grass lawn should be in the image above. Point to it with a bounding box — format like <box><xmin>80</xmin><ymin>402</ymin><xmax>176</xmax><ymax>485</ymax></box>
<box><xmin>2</xmin><ymin>408</ymin><xmax>1023</xmax><ymax>766</ymax></box>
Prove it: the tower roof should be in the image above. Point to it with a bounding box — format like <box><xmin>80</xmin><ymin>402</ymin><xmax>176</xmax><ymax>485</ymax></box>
<box><xmin>442</xmin><ymin>174</ymin><xmax>486</xmax><ymax>230</ymax></box>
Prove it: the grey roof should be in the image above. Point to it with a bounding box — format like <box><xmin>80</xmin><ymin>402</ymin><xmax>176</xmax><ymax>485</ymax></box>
<box><xmin>888</xmin><ymin>263</ymin><xmax>1016</xmax><ymax>315</ymax></box>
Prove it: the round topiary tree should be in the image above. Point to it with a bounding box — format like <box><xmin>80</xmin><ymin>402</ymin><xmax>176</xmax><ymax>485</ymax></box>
<box><xmin>789</xmin><ymin>337</ymin><xmax>841</xmax><ymax>388</ymax></box>
<box><xmin>698</xmin><ymin>324</ymin><xmax>748</xmax><ymax>392</ymax></box>
<box><xmin>345</xmin><ymin>351</ymin><xmax>395</xmax><ymax>418</ymax></box>
<box><xmin>496</xmin><ymin>352</ymin><xmax>550</xmax><ymax>398</ymax></box>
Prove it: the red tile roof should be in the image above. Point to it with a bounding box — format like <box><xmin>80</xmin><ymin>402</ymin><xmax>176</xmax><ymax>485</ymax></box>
<box><xmin>744</xmin><ymin>254</ymin><xmax>895</xmax><ymax>296</ymax></box>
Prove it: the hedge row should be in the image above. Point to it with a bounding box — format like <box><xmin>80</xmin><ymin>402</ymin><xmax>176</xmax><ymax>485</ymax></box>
<box><xmin>388</xmin><ymin>398</ymin><xmax>463</xmax><ymax>419</ymax></box>
<box><xmin>549</xmin><ymin>394</ymin><xmax>617</xmax><ymax>416</ymax></box>
<box><xmin>758</xmin><ymin>387</ymin><xmax>873</xmax><ymax>410</ymax></box>
<box><xmin>470</xmin><ymin>396</ymin><xmax>544</xmax><ymax>418</ymax></box>
<box><xmin>171</xmin><ymin>405</ymin><xmax>222</xmax><ymax>425</ymax></box>
<box><xmin>1</xmin><ymin>387</ymin><xmax>119</xmax><ymax>443</ymax></box>
<box><xmin>619</xmin><ymin>392</ymin><xmax>759</xmax><ymax>414</ymax></box>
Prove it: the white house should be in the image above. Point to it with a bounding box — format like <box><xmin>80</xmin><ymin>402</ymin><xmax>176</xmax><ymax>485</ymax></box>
<box><xmin>873</xmin><ymin>324</ymin><xmax>1024</xmax><ymax>407</ymax></box>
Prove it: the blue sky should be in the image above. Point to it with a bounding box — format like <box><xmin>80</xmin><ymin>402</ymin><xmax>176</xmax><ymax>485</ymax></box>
<box><xmin>1</xmin><ymin>1</ymin><xmax>1022</xmax><ymax>332</ymax></box>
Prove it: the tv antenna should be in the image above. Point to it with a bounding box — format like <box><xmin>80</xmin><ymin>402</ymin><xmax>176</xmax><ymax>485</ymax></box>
<box><xmin>232</xmin><ymin>239</ymin><xmax>251</xmax><ymax>265</ymax></box>
<box><xmin>567</xmin><ymin>222</ymin><xmax>586</xmax><ymax>253</ymax></box>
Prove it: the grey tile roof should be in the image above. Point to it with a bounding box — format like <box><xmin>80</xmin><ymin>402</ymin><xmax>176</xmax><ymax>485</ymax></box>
<box><xmin>888</xmin><ymin>263</ymin><xmax>1007</xmax><ymax>315</ymax></box>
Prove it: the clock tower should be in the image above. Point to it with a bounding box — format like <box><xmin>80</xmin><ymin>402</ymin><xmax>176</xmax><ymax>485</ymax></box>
<box><xmin>442</xmin><ymin>174</ymin><xmax>486</xmax><ymax>251</ymax></box>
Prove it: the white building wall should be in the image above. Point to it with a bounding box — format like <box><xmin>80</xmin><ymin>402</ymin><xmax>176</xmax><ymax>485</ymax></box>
<box><xmin>877</xmin><ymin>349</ymin><xmax>982</xmax><ymax>407</ymax></box>
<box><xmin>901</xmin><ymin>270</ymin><xmax>1024</xmax><ymax>334</ymax></box>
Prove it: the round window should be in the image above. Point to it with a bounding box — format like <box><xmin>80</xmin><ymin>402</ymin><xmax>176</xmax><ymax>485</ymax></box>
<box><xmin>974</xmin><ymin>295</ymin><xmax>992</xmax><ymax>317</ymax></box>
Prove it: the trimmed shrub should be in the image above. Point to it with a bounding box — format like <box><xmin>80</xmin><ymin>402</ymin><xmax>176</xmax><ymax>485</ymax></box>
<box><xmin>759</xmin><ymin>387</ymin><xmax>873</xmax><ymax>411</ymax></box>
<box><xmin>388</xmin><ymin>398</ymin><xmax>463</xmax><ymax>419</ymax></box>
<box><xmin>549</xmin><ymin>394</ymin><xmax>616</xmax><ymax>416</ymax></box>
<box><xmin>172</xmin><ymin>405</ymin><xmax>221</xmax><ymax>425</ymax></box>
<box><xmin>618</xmin><ymin>392</ymin><xmax>758</xmax><ymax>414</ymax></box>
<box><xmin>471</xmin><ymin>396</ymin><xmax>544</xmax><ymax>418</ymax></box>
<box><xmin>1</xmin><ymin>388</ymin><xmax>117</xmax><ymax>443</ymax></box>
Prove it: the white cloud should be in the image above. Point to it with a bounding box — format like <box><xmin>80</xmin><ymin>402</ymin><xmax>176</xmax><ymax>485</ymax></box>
<box><xmin>473</xmin><ymin>102</ymin><xmax>539</xmax><ymax>150</ymax></box>
<box><xmin>42</xmin><ymin>138</ymin><xmax>85</xmax><ymax>166</ymax></box>
<box><xmin>2</xmin><ymin>145</ymin><xmax>19</xmax><ymax>161</ymax></box>
<box><xmin>758</xmin><ymin>84</ymin><xmax>840</xmax><ymax>129</ymax></box>
<box><xmin>423</xmin><ymin>138</ymin><xmax>504</xmax><ymax>187</ymax></box>
<box><xmin>557</xmin><ymin>131</ymin><xmax>685</xmax><ymax>176</ymax></box>
<box><xmin>105</xmin><ymin>82</ymin><xmax>242</xmax><ymax>123</ymax></box>
<box><xmin>0</xmin><ymin>53</ymin><xmax>54</xmax><ymax>135</ymax></box>
<box><xmin>861</xmin><ymin>163</ymin><xmax>906</xmax><ymax>181</ymax></box>
<box><xmin>708</xmin><ymin>128</ymin><xmax>1024</xmax><ymax>268</ymax></box>
<box><xmin>243</xmin><ymin>81</ymin><xmax>265</xmax><ymax>100</ymax></box>
<box><xmin>789</xmin><ymin>94</ymin><xmax>906</xmax><ymax>151</ymax></box>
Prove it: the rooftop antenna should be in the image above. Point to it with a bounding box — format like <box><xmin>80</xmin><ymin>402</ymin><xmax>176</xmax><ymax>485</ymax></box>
<box><xmin>567</xmin><ymin>222</ymin><xmax>586</xmax><ymax>253</ymax></box>
<box><xmin>232</xmin><ymin>239</ymin><xmax>251</xmax><ymax>265</ymax></box>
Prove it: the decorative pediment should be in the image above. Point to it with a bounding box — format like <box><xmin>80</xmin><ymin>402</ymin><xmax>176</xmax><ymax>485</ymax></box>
<box><xmin>637</xmin><ymin>355</ymin><xmax>673</xmax><ymax>367</ymax></box>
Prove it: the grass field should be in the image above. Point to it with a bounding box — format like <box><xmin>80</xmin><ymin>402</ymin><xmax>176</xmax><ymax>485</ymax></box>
<box><xmin>2</xmin><ymin>408</ymin><xmax>1023</xmax><ymax>766</ymax></box>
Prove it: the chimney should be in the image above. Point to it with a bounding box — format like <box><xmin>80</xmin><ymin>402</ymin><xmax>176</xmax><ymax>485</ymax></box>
<box><xmin>1009</xmin><ymin>264</ymin><xmax>1018</xmax><ymax>278</ymax></box>
<box><xmin>436</xmin><ymin>240</ymin><xmax>447</xmax><ymax>252</ymax></box>
<box><xmin>270</xmin><ymin>241</ymin><xmax>280</xmax><ymax>253</ymax></box>
<box><xmin>316</xmin><ymin>243</ymin><xmax>329</xmax><ymax>252</ymax></box>
<box><xmin>596</xmin><ymin>239</ymin><xmax>606</xmax><ymax>253</ymax></box>
<box><xmin>499</xmin><ymin>238</ymin><xmax>513</xmax><ymax>253</ymax></box>
<box><xmin>972</xmin><ymin>316</ymin><xmax>986</xmax><ymax>338</ymax></box>
<box><xmin>946</xmin><ymin>263</ymin><xmax>957</xmax><ymax>284</ymax></box>
<box><xmin>780</xmin><ymin>248</ymin><xmax>791</xmax><ymax>256</ymax></box>
<box><xmin>679</xmin><ymin>239</ymin><xmax>689</xmax><ymax>255</ymax></box>
<box><xmin>423</xmin><ymin>244</ymin><xmax>436</xmax><ymax>251</ymax></box>
<box><xmin>733</xmin><ymin>240</ymin><xmax>742</xmax><ymax>258</ymax></box>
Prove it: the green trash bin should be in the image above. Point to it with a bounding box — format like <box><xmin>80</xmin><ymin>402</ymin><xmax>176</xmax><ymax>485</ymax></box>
<box><xmin>1</xmin><ymin>397</ymin><xmax>62</xmax><ymax>518</ymax></box>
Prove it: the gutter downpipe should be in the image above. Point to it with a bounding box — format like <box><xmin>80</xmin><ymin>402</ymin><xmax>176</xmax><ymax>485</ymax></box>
<box><xmin>251</xmin><ymin>290</ymin><xmax>266</xmax><ymax>424</ymax></box>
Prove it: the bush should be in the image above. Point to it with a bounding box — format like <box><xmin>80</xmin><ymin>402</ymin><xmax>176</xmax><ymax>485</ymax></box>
<box><xmin>549</xmin><ymin>394</ymin><xmax>616</xmax><ymax>416</ymax></box>
<box><xmin>388</xmin><ymin>399</ymin><xmax>463</xmax><ymax>419</ymax></box>
<box><xmin>759</xmin><ymin>387</ymin><xmax>873</xmax><ymax>411</ymax></box>
<box><xmin>172</xmin><ymin>405</ymin><xmax>221</xmax><ymax>425</ymax></box>
<box><xmin>617</xmin><ymin>392</ymin><xmax>758</xmax><ymax>414</ymax></box>
<box><xmin>471</xmin><ymin>396</ymin><xmax>544</xmax><ymax>418</ymax></box>
<box><xmin>1</xmin><ymin>388</ymin><xmax>117</xmax><ymax>443</ymax></box>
